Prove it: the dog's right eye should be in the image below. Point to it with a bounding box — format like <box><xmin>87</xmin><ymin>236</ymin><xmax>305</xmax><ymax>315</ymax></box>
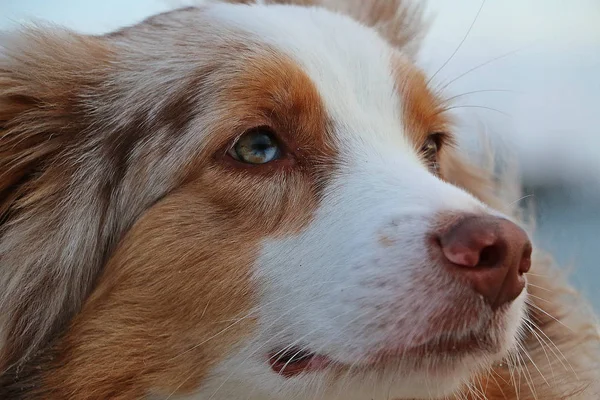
<box><xmin>421</xmin><ymin>132</ymin><xmax>448</xmax><ymax>173</ymax></box>
<box><xmin>228</xmin><ymin>127</ymin><xmax>282</xmax><ymax>165</ymax></box>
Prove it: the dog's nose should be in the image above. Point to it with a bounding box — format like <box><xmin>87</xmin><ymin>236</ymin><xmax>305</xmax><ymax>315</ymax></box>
<box><xmin>437</xmin><ymin>215</ymin><xmax>532</xmax><ymax>309</ymax></box>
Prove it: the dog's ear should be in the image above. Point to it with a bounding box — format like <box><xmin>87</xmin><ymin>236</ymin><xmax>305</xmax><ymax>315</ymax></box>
<box><xmin>326</xmin><ymin>0</ymin><xmax>426</xmax><ymax>57</ymax></box>
<box><xmin>263</xmin><ymin>0</ymin><xmax>427</xmax><ymax>58</ymax></box>
<box><xmin>0</xmin><ymin>29</ymin><xmax>116</xmax><ymax>370</ymax></box>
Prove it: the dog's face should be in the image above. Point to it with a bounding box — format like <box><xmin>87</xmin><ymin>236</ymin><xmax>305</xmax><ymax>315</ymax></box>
<box><xmin>0</xmin><ymin>2</ymin><xmax>532</xmax><ymax>399</ymax></box>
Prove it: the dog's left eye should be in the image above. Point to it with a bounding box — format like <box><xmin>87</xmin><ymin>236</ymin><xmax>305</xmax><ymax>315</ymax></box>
<box><xmin>421</xmin><ymin>132</ymin><xmax>446</xmax><ymax>172</ymax></box>
<box><xmin>228</xmin><ymin>127</ymin><xmax>281</xmax><ymax>164</ymax></box>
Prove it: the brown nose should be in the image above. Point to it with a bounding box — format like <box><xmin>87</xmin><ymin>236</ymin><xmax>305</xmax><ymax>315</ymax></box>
<box><xmin>437</xmin><ymin>215</ymin><xmax>532</xmax><ymax>309</ymax></box>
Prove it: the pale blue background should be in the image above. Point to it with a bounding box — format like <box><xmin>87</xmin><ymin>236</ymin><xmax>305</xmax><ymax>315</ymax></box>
<box><xmin>1</xmin><ymin>0</ymin><xmax>599</xmax><ymax>308</ymax></box>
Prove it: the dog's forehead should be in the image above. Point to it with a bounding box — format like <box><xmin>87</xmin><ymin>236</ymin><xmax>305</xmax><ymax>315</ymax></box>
<box><xmin>208</xmin><ymin>3</ymin><xmax>422</xmax><ymax>158</ymax></box>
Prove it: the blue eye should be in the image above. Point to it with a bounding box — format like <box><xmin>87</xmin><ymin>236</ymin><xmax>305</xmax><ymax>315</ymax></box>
<box><xmin>229</xmin><ymin>127</ymin><xmax>281</xmax><ymax>164</ymax></box>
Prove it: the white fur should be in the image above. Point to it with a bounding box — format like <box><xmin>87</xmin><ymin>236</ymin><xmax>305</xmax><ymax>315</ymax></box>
<box><xmin>177</xmin><ymin>4</ymin><xmax>528</xmax><ymax>400</ymax></box>
<box><xmin>207</xmin><ymin>3</ymin><xmax>408</xmax><ymax>151</ymax></box>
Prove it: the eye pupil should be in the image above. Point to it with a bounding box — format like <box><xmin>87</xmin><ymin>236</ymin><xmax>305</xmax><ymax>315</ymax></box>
<box><xmin>231</xmin><ymin>127</ymin><xmax>281</xmax><ymax>164</ymax></box>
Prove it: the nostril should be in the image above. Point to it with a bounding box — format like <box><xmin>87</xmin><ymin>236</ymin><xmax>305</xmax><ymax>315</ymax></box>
<box><xmin>478</xmin><ymin>244</ymin><xmax>503</xmax><ymax>267</ymax></box>
<box><xmin>434</xmin><ymin>214</ymin><xmax>532</xmax><ymax>309</ymax></box>
<box><xmin>437</xmin><ymin>216</ymin><xmax>501</xmax><ymax>268</ymax></box>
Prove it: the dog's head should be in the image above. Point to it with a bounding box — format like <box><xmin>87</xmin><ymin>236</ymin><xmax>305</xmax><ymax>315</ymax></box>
<box><xmin>0</xmin><ymin>2</ymin><xmax>532</xmax><ymax>399</ymax></box>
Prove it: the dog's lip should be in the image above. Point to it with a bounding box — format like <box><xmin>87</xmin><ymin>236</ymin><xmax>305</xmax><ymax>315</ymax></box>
<box><xmin>370</xmin><ymin>331</ymin><xmax>494</xmax><ymax>362</ymax></box>
<box><xmin>268</xmin><ymin>348</ymin><xmax>331</xmax><ymax>377</ymax></box>
<box><xmin>269</xmin><ymin>333</ymin><xmax>492</xmax><ymax>377</ymax></box>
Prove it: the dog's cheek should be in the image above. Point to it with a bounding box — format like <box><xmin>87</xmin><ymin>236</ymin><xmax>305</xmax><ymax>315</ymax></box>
<box><xmin>41</xmin><ymin>189</ymin><xmax>262</xmax><ymax>399</ymax></box>
<box><xmin>200</xmin><ymin>167</ymin><xmax>320</xmax><ymax>235</ymax></box>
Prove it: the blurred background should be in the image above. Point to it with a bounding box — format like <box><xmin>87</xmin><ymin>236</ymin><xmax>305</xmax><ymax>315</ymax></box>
<box><xmin>1</xmin><ymin>0</ymin><xmax>598</xmax><ymax>308</ymax></box>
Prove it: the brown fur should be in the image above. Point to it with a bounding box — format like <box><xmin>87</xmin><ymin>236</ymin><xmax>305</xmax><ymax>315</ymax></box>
<box><xmin>0</xmin><ymin>2</ymin><xmax>598</xmax><ymax>400</ymax></box>
<box><xmin>0</xmin><ymin>6</ymin><xmax>334</xmax><ymax>390</ymax></box>
<box><xmin>392</xmin><ymin>58</ymin><xmax>451</xmax><ymax>150</ymax></box>
<box><xmin>0</xmin><ymin>30</ymin><xmax>120</xmax><ymax>369</ymax></box>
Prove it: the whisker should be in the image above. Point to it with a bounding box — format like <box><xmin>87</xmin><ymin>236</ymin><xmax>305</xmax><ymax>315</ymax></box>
<box><xmin>479</xmin><ymin>367</ymin><xmax>491</xmax><ymax>396</ymax></box>
<box><xmin>526</xmin><ymin>301</ymin><xmax>574</xmax><ymax>333</ymax></box>
<box><xmin>314</xmin><ymin>308</ymin><xmax>392</xmax><ymax>400</ymax></box>
<box><xmin>467</xmin><ymin>375</ymin><xmax>487</xmax><ymax>400</ymax></box>
<box><xmin>515</xmin><ymin>347</ymin><xmax>539</xmax><ymax>400</ymax></box>
<box><xmin>309</xmin><ymin>367</ymin><xmax>328</xmax><ymax>400</ymax></box>
<box><xmin>524</xmin><ymin>272</ymin><xmax>549</xmax><ymax>277</ymax></box>
<box><xmin>508</xmin><ymin>194</ymin><xmax>535</xmax><ymax>207</ymax></box>
<box><xmin>526</xmin><ymin>293</ymin><xmax>553</xmax><ymax>304</ymax></box>
<box><xmin>437</xmin><ymin>43</ymin><xmax>538</xmax><ymax>92</ymax></box>
<box><xmin>427</xmin><ymin>0</ymin><xmax>487</xmax><ymax>85</ymax></box>
<box><xmin>274</xmin><ymin>307</ymin><xmax>379</xmax><ymax>378</ymax></box>
<box><xmin>275</xmin><ymin>308</ymin><xmax>388</xmax><ymax>399</ymax></box>
<box><xmin>491</xmin><ymin>362</ymin><xmax>510</xmax><ymax>385</ymax></box>
<box><xmin>441</xmin><ymin>104</ymin><xmax>511</xmax><ymax>117</ymax></box>
<box><xmin>207</xmin><ymin>318</ymin><xmax>314</xmax><ymax>400</ymax></box>
<box><xmin>166</xmin><ymin>283</ymin><xmax>361</xmax><ymax>398</ymax></box>
<box><xmin>523</xmin><ymin>319</ymin><xmax>556</xmax><ymax>380</ymax></box>
<box><xmin>526</xmin><ymin>283</ymin><xmax>552</xmax><ymax>293</ymax></box>
<box><xmin>210</xmin><ymin>284</ymin><xmax>367</xmax><ymax>399</ymax></box>
<box><xmin>172</xmin><ymin>280</ymin><xmax>353</xmax><ymax>360</ymax></box>
<box><xmin>200</xmin><ymin>300</ymin><xmax>210</xmax><ymax>319</ymax></box>
<box><xmin>525</xmin><ymin>317</ymin><xmax>578</xmax><ymax>377</ymax></box>
<box><xmin>168</xmin><ymin>302</ymin><xmax>323</xmax><ymax>399</ymax></box>
<box><xmin>444</xmin><ymin>89</ymin><xmax>518</xmax><ymax>103</ymax></box>
<box><xmin>488</xmin><ymin>368</ymin><xmax>509</xmax><ymax>399</ymax></box>
<box><xmin>272</xmin><ymin>306</ymin><xmax>380</xmax><ymax>383</ymax></box>
<box><xmin>425</xmin><ymin>362</ymin><xmax>434</xmax><ymax>400</ymax></box>
<box><xmin>216</xmin><ymin>280</ymin><xmax>355</xmax><ymax>324</ymax></box>
<box><xmin>505</xmin><ymin>351</ymin><xmax>521</xmax><ymax>400</ymax></box>
<box><xmin>269</xmin><ymin>300</ymin><xmax>371</xmax><ymax>370</ymax></box>
<box><xmin>332</xmin><ymin>357</ymin><xmax>358</xmax><ymax>400</ymax></box>
<box><xmin>470</xmin><ymin>378</ymin><xmax>487</xmax><ymax>400</ymax></box>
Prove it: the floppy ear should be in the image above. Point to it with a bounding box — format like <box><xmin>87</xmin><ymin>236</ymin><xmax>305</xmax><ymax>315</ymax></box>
<box><xmin>327</xmin><ymin>0</ymin><xmax>426</xmax><ymax>57</ymax></box>
<box><xmin>264</xmin><ymin>0</ymin><xmax>426</xmax><ymax>58</ymax></box>
<box><xmin>0</xmin><ymin>29</ymin><xmax>116</xmax><ymax>370</ymax></box>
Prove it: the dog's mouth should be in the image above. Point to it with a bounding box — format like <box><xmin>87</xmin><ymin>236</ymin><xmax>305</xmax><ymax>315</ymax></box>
<box><xmin>268</xmin><ymin>348</ymin><xmax>330</xmax><ymax>377</ymax></box>
<box><xmin>269</xmin><ymin>333</ymin><xmax>496</xmax><ymax>378</ymax></box>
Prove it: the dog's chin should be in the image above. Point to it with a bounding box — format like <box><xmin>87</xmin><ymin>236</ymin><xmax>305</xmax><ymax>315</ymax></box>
<box><xmin>270</xmin><ymin>338</ymin><xmax>513</xmax><ymax>400</ymax></box>
<box><xmin>271</xmin><ymin>330</ymin><xmax>511</xmax><ymax>375</ymax></box>
<box><xmin>266</xmin><ymin>341</ymin><xmax>510</xmax><ymax>400</ymax></box>
<box><xmin>268</xmin><ymin>298</ymin><xmax>525</xmax><ymax>399</ymax></box>
<box><xmin>358</xmin><ymin>332</ymin><xmax>516</xmax><ymax>399</ymax></box>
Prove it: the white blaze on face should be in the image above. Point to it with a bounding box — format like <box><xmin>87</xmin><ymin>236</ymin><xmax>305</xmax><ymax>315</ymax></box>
<box><xmin>191</xmin><ymin>4</ymin><xmax>526</xmax><ymax>400</ymax></box>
